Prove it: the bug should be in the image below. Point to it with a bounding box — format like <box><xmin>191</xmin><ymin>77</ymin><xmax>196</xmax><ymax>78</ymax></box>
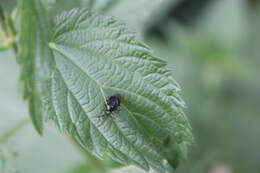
<box><xmin>105</xmin><ymin>94</ymin><xmax>121</xmax><ymax>115</ymax></box>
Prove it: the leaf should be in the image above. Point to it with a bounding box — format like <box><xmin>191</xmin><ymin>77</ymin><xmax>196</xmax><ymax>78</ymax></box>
<box><xmin>17</xmin><ymin>0</ymin><xmax>54</xmax><ymax>135</ymax></box>
<box><xmin>46</xmin><ymin>9</ymin><xmax>192</xmax><ymax>172</ymax></box>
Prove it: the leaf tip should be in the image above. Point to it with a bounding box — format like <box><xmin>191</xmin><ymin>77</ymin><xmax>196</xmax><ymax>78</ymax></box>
<box><xmin>36</xmin><ymin>127</ymin><xmax>44</xmax><ymax>136</ymax></box>
<box><xmin>31</xmin><ymin>119</ymin><xmax>44</xmax><ymax>136</ymax></box>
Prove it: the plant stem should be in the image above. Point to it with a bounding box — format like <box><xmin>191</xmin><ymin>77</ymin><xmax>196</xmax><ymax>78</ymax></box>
<box><xmin>0</xmin><ymin>5</ymin><xmax>18</xmax><ymax>54</ymax></box>
<box><xmin>0</xmin><ymin>118</ymin><xmax>30</xmax><ymax>144</ymax></box>
<box><xmin>0</xmin><ymin>5</ymin><xmax>9</xmax><ymax>37</ymax></box>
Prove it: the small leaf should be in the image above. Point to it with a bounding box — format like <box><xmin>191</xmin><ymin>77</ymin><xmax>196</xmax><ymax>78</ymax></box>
<box><xmin>47</xmin><ymin>9</ymin><xmax>192</xmax><ymax>172</ymax></box>
<box><xmin>17</xmin><ymin>0</ymin><xmax>54</xmax><ymax>135</ymax></box>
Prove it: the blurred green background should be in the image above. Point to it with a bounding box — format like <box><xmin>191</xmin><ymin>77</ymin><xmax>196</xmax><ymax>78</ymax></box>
<box><xmin>0</xmin><ymin>0</ymin><xmax>260</xmax><ymax>173</ymax></box>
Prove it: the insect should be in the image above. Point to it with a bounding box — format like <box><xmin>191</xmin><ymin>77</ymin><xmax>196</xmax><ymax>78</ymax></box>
<box><xmin>105</xmin><ymin>94</ymin><xmax>121</xmax><ymax>115</ymax></box>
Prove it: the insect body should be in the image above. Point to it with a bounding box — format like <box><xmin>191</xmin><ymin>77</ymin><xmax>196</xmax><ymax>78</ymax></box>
<box><xmin>105</xmin><ymin>94</ymin><xmax>121</xmax><ymax>115</ymax></box>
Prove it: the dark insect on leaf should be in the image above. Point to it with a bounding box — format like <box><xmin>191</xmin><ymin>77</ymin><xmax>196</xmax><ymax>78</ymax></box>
<box><xmin>105</xmin><ymin>94</ymin><xmax>121</xmax><ymax>115</ymax></box>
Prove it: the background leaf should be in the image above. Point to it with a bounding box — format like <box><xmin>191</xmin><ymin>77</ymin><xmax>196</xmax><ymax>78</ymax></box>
<box><xmin>46</xmin><ymin>9</ymin><xmax>192</xmax><ymax>172</ymax></box>
<box><xmin>42</xmin><ymin>0</ymin><xmax>179</xmax><ymax>37</ymax></box>
<box><xmin>43</xmin><ymin>0</ymin><xmax>120</xmax><ymax>18</ymax></box>
<box><xmin>17</xmin><ymin>0</ymin><xmax>54</xmax><ymax>134</ymax></box>
<box><xmin>110</xmin><ymin>0</ymin><xmax>180</xmax><ymax>34</ymax></box>
<box><xmin>0</xmin><ymin>0</ymin><xmax>17</xmax><ymax>12</ymax></box>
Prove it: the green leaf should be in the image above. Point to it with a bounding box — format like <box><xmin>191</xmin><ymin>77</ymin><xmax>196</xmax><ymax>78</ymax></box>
<box><xmin>46</xmin><ymin>9</ymin><xmax>192</xmax><ymax>172</ymax></box>
<box><xmin>17</xmin><ymin>0</ymin><xmax>54</xmax><ymax>135</ymax></box>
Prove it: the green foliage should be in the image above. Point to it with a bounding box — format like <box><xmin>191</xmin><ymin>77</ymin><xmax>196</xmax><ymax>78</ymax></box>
<box><xmin>17</xmin><ymin>0</ymin><xmax>54</xmax><ymax>134</ymax></box>
<box><xmin>10</xmin><ymin>0</ymin><xmax>193</xmax><ymax>172</ymax></box>
<box><xmin>46</xmin><ymin>9</ymin><xmax>192</xmax><ymax>172</ymax></box>
<box><xmin>1</xmin><ymin>0</ymin><xmax>260</xmax><ymax>172</ymax></box>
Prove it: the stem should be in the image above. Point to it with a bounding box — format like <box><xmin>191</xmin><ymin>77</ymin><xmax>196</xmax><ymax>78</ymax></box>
<box><xmin>5</xmin><ymin>11</ymin><xmax>18</xmax><ymax>53</ymax></box>
<box><xmin>0</xmin><ymin>118</ymin><xmax>30</xmax><ymax>144</ymax></box>
<box><xmin>0</xmin><ymin>5</ymin><xmax>18</xmax><ymax>54</ymax></box>
<box><xmin>0</xmin><ymin>5</ymin><xmax>9</xmax><ymax>37</ymax></box>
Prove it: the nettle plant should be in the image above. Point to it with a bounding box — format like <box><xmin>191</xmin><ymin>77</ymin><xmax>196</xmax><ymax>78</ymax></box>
<box><xmin>0</xmin><ymin>0</ymin><xmax>193</xmax><ymax>172</ymax></box>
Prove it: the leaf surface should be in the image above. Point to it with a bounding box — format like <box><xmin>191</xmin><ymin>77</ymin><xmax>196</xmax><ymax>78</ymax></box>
<box><xmin>47</xmin><ymin>9</ymin><xmax>192</xmax><ymax>172</ymax></box>
<box><xmin>17</xmin><ymin>0</ymin><xmax>54</xmax><ymax>134</ymax></box>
